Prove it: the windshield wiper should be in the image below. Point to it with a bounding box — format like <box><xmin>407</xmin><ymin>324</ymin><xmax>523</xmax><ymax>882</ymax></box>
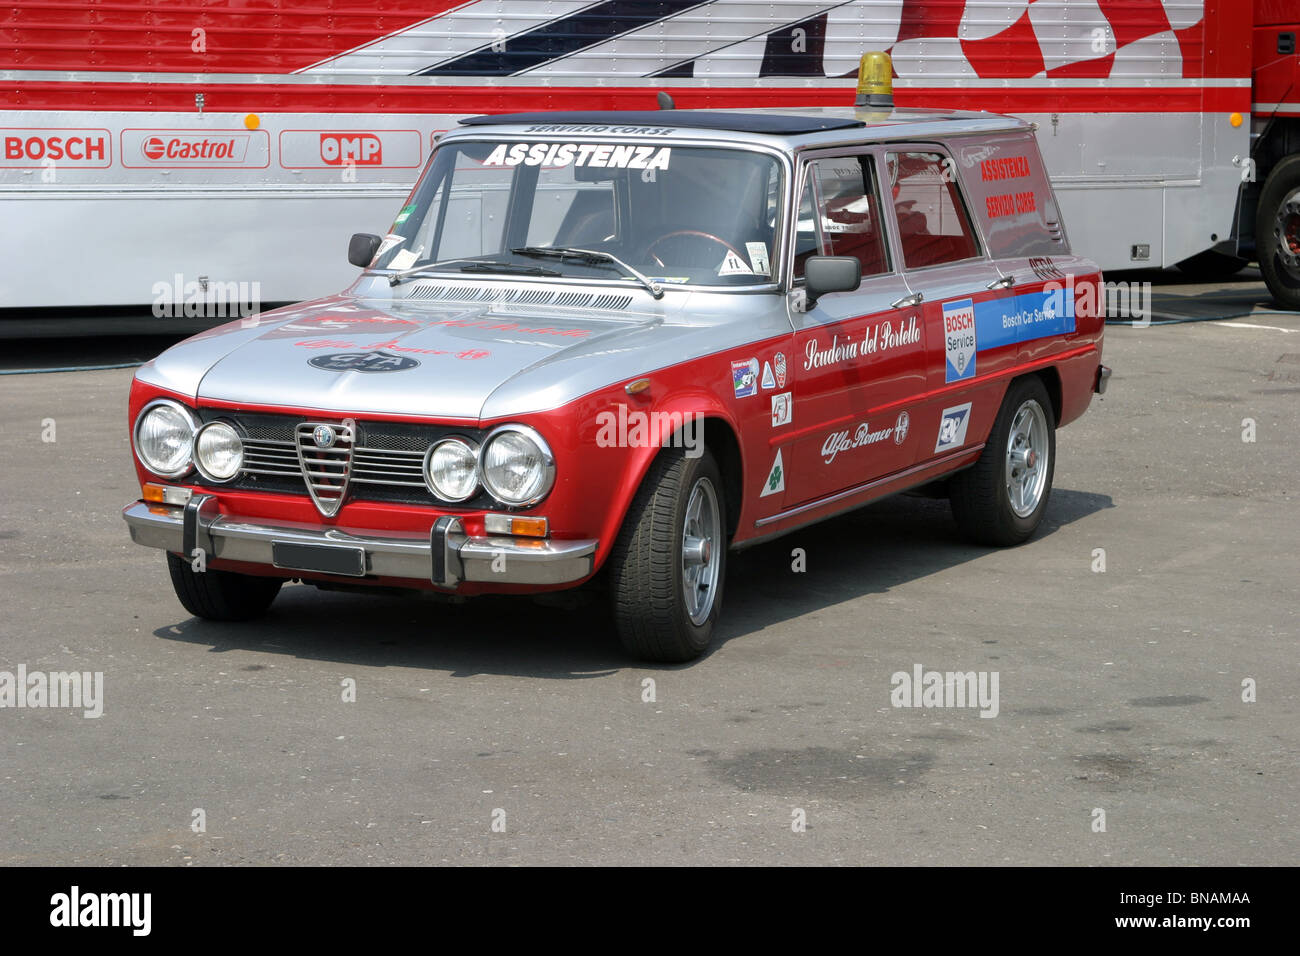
<box><xmin>459</xmin><ymin>262</ymin><xmax>562</xmax><ymax>277</ymax></box>
<box><xmin>383</xmin><ymin>258</ymin><xmax>493</xmax><ymax>287</ymax></box>
<box><xmin>511</xmin><ymin>246</ymin><xmax>664</xmax><ymax>300</ymax></box>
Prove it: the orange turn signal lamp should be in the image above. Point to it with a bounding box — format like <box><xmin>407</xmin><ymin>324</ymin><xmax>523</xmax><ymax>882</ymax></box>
<box><xmin>142</xmin><ymin>483</ymin><xmax>192</xmax><ymax>506</ymax></box>
<box><xmin>484</xmin><ymin>514</ymin><xmax>548</xmax><ymax>538</ymax></box>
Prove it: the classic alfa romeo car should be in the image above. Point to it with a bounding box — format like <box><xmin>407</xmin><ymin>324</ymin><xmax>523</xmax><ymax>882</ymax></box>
<box><xmin>124</xmin><ymin>65</ymin><xmax>1108</xmax><ymax>662</ymax></box>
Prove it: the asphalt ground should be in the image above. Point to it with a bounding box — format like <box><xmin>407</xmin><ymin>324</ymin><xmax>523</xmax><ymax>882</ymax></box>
<box><xmin>0</xmin><ymin>270</ymin><xmax>1296</xmax><ymax>865</ymax></box>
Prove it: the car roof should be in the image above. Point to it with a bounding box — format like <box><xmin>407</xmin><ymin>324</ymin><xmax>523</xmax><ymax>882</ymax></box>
<box><xmin>452</xmin><ymin>107</ymin><xmax>1031</xmax><ymax>149</ymax></box>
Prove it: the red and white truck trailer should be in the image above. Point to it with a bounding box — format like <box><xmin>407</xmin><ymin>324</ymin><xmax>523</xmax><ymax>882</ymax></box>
<box><xmin>2</xmin><ymin>0</ymin><xmax>1298</xmax><ymax>316</ymax></box>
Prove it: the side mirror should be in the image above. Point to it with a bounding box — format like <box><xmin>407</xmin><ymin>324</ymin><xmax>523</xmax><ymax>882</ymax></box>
<box><xmin>804</xmin><ymin>256</ymin><xmax>862</xmax><ymax>308</ymax></box>
<box><xmin>348</xmin><ymin>233</ymin><xmax>382</xmax><ymax>268</ymax></box>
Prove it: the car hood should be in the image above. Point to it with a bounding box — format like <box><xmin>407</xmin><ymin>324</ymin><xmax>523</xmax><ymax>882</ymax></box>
<box><xmin>140</xmin><ymin>286</ymin><xmax>695</xmax><ymax>420</ymax></box>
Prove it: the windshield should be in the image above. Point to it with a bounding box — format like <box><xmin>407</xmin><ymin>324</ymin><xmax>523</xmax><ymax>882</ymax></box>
<box><xmin>370</xmin><ymin>138</ymin><xmax>784</xmax><ymax>287</ymax></box>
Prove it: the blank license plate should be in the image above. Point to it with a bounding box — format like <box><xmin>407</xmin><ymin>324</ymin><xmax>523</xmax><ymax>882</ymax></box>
<box><xmin>272</xmin><ymin>541</ymin><xmax>366</xmax><ymax>577</ymax></box>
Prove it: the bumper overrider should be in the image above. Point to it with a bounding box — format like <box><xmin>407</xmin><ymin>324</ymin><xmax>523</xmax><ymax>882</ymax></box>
<box><xmin>122</xmin><ymin>495</ymin><xmax>597</xmax><ymax>588</ymax></box>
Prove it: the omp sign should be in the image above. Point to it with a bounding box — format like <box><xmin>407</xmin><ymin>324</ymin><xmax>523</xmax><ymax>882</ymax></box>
<box><xmin>1</xmin><ymin>131</ymin><xmax>109</xmax><ymax>166</ymax></box>
<box><xmin>320</xmin><ymin>133</ymin><xmax>382</xmax><ymax>165</ymax></box>
<box><xmin>141</xmin><ymin>134</ymin><xmax>247</xmax><ymax>162</ymax></box>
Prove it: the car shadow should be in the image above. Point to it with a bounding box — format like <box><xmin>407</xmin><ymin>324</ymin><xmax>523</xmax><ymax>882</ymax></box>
<box><xmin>153</xmin><ymin>486</ymin><xmax>1113</xmax><ymax>675</ymax></box>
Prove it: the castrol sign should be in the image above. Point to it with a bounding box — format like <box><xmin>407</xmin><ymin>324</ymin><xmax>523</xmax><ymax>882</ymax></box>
<box><xmin>121</xmin><ymin>129</ymin><xmax>270</xmax><ymax>168</ymax></box>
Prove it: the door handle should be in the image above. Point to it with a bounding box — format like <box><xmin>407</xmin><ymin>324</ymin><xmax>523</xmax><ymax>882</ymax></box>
<box><xmin>891</xmin><ymin>292</ymin><xmax>923</xmax><ymax>309</ymax></box>
<box><xmin>986</xmin><ymin>275</ymin><xmax>1015</xmax><ymax>290</ymax></box>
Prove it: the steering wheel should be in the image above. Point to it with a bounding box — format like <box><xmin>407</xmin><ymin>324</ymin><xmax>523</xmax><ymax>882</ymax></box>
<box><xmin>643</xmin><ymin>230</ymin><xmax>750</xmax><ymax>269</ymax></box>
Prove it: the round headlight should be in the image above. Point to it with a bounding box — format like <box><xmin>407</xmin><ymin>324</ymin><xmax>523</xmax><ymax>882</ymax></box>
<box><xmin>480</xmin><ymin>425</ymin><xmax>554</xmax><ymax>507</ymax></box>
<box><xmin>133</xmin><ymin>400</ymin><xmax>197</xmax><ymax>478</ymax></box>
<box><xmin>424</xmin><ymin>438</ymin><xmax>479</xmax><ymax>502</ymax></box>
<box><xmin>194</xmin><ymin>421</ymin><xmax>244</xmax><ymax>482</ymax></box>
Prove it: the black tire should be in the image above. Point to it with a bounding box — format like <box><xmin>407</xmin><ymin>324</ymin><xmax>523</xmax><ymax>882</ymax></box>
<box><xmin>1255</xmin><ymin>153</ymin><xmax>1300</xmax><ymax>311</ymax></box>
<box><xmin>608</xmin><ymin>448</ymin><xmax>726</xmax><ymax>663</ymax></box>
<box><xmin>949</xmin><ymin>377</ymin><xmax>1056</xmax><ymax>546</ymax></box>
<box><xmin>1174</xmin><ymin>250</ymin><xmax>1248</xmax><ymax>282</ymax></box>
<box><xmin>166</xmin><ymin>551</ymin><xmax>283</xmax><ymax>621</ymax></box>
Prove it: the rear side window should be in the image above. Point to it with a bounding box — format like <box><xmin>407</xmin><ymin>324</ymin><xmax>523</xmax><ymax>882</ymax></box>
<box><xmin>794</xmin><ymin>156</ymin><xmax>891</xmax><ymax>279</ymax></box>
<box><xmin>887</xmin><ymin>151</ymin><xmax>980</xmax><ymax>269</ymax></box>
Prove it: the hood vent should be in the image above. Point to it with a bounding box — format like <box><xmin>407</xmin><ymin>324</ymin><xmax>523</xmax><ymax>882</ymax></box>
<box><xmin>406</xmin><ymin>283</ymin><xmax>633</xmax><ymax>312</ymax></box>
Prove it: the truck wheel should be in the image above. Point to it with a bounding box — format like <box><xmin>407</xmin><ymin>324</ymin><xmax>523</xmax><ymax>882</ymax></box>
<box><xmin>1256</xmin><ymin>154</ymin><xmax>1300</xmax><ymax>311</ymax></box>
<box><xmin>949</xmin><ymin>377</ymin><xmax>1056</xmax><ymax>546</ymax></box>
<box><xmin>166</xmin><ymin>552</ymin><xmax>283</xmax><ymax>621</ymax></box>
<box><xmin>609</xmin><ymin>447</ymin><xmax>726</xmax><ymax>662</ymax></box>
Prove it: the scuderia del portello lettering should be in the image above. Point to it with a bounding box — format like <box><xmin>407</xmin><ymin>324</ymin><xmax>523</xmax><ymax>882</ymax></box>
<box><xmin>803</xmin><ymin>315</ymin><xmax>920</xmax><ymax>370</ymax></box>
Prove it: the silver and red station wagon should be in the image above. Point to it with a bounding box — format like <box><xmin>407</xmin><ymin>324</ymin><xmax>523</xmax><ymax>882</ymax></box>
<box><xmin>124</xmin><ymin>56</ymin><xmax>1109</xmax><ymax>662</ymax></box>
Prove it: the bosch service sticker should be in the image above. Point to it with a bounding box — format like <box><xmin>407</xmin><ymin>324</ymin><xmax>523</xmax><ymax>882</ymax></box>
<box><xmin>942</xmin><ymin>298</ymin><xmax>977</xmax><ymax>383</ymax></box>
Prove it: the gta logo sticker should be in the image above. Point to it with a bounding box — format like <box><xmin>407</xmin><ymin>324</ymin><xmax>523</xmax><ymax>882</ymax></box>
<box><xmin>942</xmin><ymin>298</ymin><xmax>976</xmax><ymax>383</ymax></box>
<box><xmin>761</xmin><ymin>450</ymin><xmax>784</xmax><ymax>497</ymax></box>
<box><xmin>731</xmin><ymin>358</ymin><xmax>759</xmax><ymax>398</ymax></box>
<box><xmin>935</xmin><ymin>402</ymin><xmax>973</xmax><ymax>452</ymax></box>
<box><xmin>308</xmin><ymin>350</ymin><xmax>420</xmax><ymax>373</ymax></box>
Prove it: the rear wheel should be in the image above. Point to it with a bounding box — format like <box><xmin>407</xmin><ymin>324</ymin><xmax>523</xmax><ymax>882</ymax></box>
<box><xmin>609</xmin><ymin>448</ymin><xmax>726</xmax><ymax>662</ymax></box>
<box><xmin>166</xmin><ymin>552</ymin><xmax>283</xmax><ymax>621</ymax></box>
<box><xmin>1256</xmin><ymin>154</ymin><xmax>1300</xmax><ymax>311</ymax></box>
<box><xmin>949</xmin><ymin>377</ymin><xmax>1056</xmax><ymax>546</ymax></box>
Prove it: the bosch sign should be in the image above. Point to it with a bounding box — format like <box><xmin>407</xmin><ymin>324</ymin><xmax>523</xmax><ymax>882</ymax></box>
<box><xmin>0</xmin><ymin>129</ymin><xmax>111</xmax><ymax>167</ymax></box>
<box><xmin>320</xmin><ymin>133</ymin><xmax>382</xmax><ymax>165</ymax></box>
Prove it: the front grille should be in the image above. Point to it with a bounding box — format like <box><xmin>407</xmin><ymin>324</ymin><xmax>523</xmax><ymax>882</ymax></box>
<box><xmin>194</xmin><ymin>410</ymin><xmax>493</xmax><ymax>508</ymax></box>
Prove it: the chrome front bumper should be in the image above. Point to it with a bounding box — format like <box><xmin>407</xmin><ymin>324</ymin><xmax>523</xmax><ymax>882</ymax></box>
<box><xmin>122</xmin><ymin>497</ymin><xmax>597</xmax><ymax>588</ymax></box>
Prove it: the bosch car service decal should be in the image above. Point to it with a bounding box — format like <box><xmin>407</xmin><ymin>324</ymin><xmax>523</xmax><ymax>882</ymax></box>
<box><xmin>935</xmin><ymin>402</ymin><xmax>973</xmax><ymax>452</ymax></box>
<box><xmin>944</xmin><ymin>287</ymin><xmax>1077</xmax><ymax>383</ymax></box>
<box><xmin>731</xmin><ymin>358</ymin><xmax>759</xmax><ymax>398</ymax></box>
<box><xmin>943</xmin><ymin>298</ymin><xmax>977</xmax><ymax>382</ymax></box>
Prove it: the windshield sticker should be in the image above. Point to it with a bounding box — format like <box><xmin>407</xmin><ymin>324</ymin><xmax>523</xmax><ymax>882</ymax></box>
<box><xmin>482</xmin><ymin>142</ymin><xmax>671</xmax><ymax>171</ymax></box>
<box><xmin>649</xmin><ymin>276</ymin><xmax>690</xmax><ymax>284</ymax></box>
<box><xmin>745</xmin><ymin>241</ymin><xmax>770</xmax><ymax>276</ymax></box>
<box><xmin>393</xmin><ymin>203</ymin><xmax>417</xmax><ymax>225</ymax></box>
<box><xmin>374</xmin><ymin>233</ymin><xmax>406</xmax><ymax>259</ymax></box>
<box><xmin>718</xmin><ymin>251</ymin><xmax>753</xmax><ymax>276</ymax></box>
<box><xmin>731</xmin><ymin>358</ymin><xmax>759</xmax><ymax>398</ymax></box>
<box><xmin>387</xmin><ymin>248</ymin><xmax>417</xmax><ymax>271</ymax></box>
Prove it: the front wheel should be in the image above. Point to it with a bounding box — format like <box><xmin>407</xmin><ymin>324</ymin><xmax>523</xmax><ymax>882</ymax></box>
<box><xmin>1256</xmin><ymin>154</ymin><xmax>1300</xmax><ymax>311</ymax></box>
<box><xmin>166</xmin><ymin>551</ymin><xmax>283</xmax><ymax>621</ymax></box>
<box><xmin>608</xmin><ymin>448</ymin><xmax>726</xmax><ymax>662</ymax></box>
<box><xmin>949</xmin><ymin>377</ymin><xmax>1056</xmax><ymax>546</ymax></box>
